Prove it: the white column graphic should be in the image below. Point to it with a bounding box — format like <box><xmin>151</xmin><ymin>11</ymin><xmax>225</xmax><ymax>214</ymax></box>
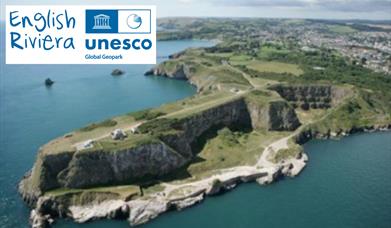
<box><xmin>92</xmin><ymin>14</ymin><xmax>112</xmax><ymax>29</ymax></box>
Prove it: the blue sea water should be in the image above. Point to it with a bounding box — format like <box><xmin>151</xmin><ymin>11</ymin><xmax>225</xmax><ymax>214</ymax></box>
<box><xmin>1</xmin><ymin>24</ymin><xmax>391</xmax><ymax>228</ymax></box>
<box><xmin>0</xmin><ymin>23</ymin><xmax>214</xmax><ymax>227</ymax></box>
<box><xmin>54</xmin><ymin>131</ymin><xmax>391</xmax><ymax>228</ymax></box>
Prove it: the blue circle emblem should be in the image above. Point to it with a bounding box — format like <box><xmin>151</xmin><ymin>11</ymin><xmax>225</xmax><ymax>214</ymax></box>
<box><xmin>127</xmin><ymin>14</ymin><xmax>142</xmax><ymax>29</ymax></box>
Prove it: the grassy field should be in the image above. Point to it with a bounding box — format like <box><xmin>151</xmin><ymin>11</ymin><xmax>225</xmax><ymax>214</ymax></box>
<box><xmin>41</xmin><ymin>114</ymin><xmax>138</xmax><ymax>155</ymax></box>
<box><xmin>232</xmin><ymin>59</ymin><xmax>303</xmax><ymax>76</ymax></box>
<box><xmin>164</xmin><ymin>93</ymin><xmax>242</xmax><ymax>119</ymax></box>
<box><xmin>229</xmin><ymin>54</ymin><xmax>253</xmax><ymax>64</ymax></box>
<box><xmin>328</xmin><ymin>25</ymin><xmax>357</xmax><ymax>34</ymax></box>
<box><xmin>186</xmin><ymin>128</ymin><xmax>290</xmax><ymax>179</ymax></box>
<box><xmin>309</xmin><ymin>91</ymin><xmax>391</xmax><ymax>134</ymax></box>
<box><xmin>295</xmin><ymin>109</ymin><xmax>328</xmax><ymax>125</ymax></box>
<box><xmin>271</xmin><ymin>144</ymin><xmax>303</xmax><ymax>163</ymax></box>
<box><xmin>45</xmin><ymin>185</ymin><xmax>140</xmax><ymax>200</ymax></box>
<box><xmin>248</xmin><ymin>61</ymin><xmax>303</xmax><ymax>76</ymax></box>
<box><xmin>257</xmin><ymin>46</ymin><xmax>291</xmax><ymax>59</ymax></box>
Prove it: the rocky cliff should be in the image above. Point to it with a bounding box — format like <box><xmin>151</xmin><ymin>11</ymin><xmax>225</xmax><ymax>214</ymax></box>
<box><xmin>145</xmin><ymin>63</ymin><xmax>192</xmax><ymax>80</ymax></box>
<box><xmin>19</xmin><ymin>94</ymin><xmax>301</xmax><ymax>206</ymax></box>
<box><xmin>269</xmin><ymin>84</ymin><xmax>349</xmax><ymax>110</ymax></box>
<box><xmin>247</xmin><ymin>100</ymin><xmax>301</xmax><ymax>131</ymax></box>
<box><xmin>57</xmin><ymin>142</ymin><xmax>187</xmax><ymax>189</ymax></box>
<box><xmin>19</xmin><ymin>141</ymin><xmax>186</xmax><ymax>206</ymax></box>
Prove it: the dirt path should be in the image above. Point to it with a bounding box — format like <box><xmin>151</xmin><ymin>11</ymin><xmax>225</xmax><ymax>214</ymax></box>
<box><xmin>224</xmin><ymin>62</ymin><xmax>258</xmax><ymax>88</ymax></box>
<box><xmin>158</xmin><ymin>130</ymin><xmax>297</xmax><ymax>198</ymax></box>
<box><xmin>74</xmin><ymin>122</ymin><xmax>144</xmax><ymax>150</ymax></box>
<box><xmin>257</xmin><ymin>135</ymin><xmax>290</xmax><ymax>167</ymax></box>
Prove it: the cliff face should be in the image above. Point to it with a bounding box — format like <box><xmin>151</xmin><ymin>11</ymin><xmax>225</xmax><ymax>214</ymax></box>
<box><xmin>269</xmin><ymin>84</ymin><xmax>349</xmax><ymax>110</ymax></box>
<box><xmin>145</xmin><ymin>62</ymin><xmax>204</xmax><ymax>91</ymax></box>
<box><xmin>159</xmin><ymin>98</ymin><xmax>252</xmax><ymax>157</ymax></box>
<box><xmin>19</xmin><ymin>96</ymin><xmax>301</xmax><ymax>203</ymax></box>
<box><xmin>145</xmin><ymin>63</ymin><xmax>191</xmax><ymax>80</ymax></box>
<box><xmin>247</xmin><ymin>100</ymin><xmax>301</xmax><ymax>131</ymax></box>
<box><xmin>19</xmin><ymin>142</ymin><xmax>187</xmax><ymax>202</ymax></box>
<box><xmin>19</xmin><ymin>151</ymin><xmax>74</xmax><ymax>206</ymax></box>
<box><xmin>57</xmin><ymin>142</ymin><xmax>187</xmax><ymax>189</ymax></box>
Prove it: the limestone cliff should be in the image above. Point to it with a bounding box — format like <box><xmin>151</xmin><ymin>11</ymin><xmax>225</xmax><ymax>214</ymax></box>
<box><xmin>269</xmin><ymin>84</ymin><xmax>350</xmax><ymax>110</ymax></box>
<box><xmin>57</xmin><ymin>142</ymin><xmax>187</xmax><ymax>189</ymax></box>
<box><xmin>247</xmin><ymin>100</ymin><xmax>301</xmax><ymax>131</ymax></box>
<box><xmin>145</xmin><ymin>63</ymin><xmax>191</xmax><ymax>80</ymax></box>
<box><xmin>19</xmin><ymin>141</ymin><xmax>187</xmax><ymax>204</ymax></box>
<box><xmin>19</xmin><ymin>95</ymin><xmax>301</xmax><ymax>205</ymax></box>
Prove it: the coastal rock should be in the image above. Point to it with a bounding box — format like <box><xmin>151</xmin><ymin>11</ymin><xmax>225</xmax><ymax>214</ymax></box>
<box><xmin>69</xmin><ymin>200</ymin><xmax>125</xmax><ymax>223</ymax></box>
<box><xmin>281</xmin><ymin>153</ymin><xmax>308</xmax><ymax>177</ymax></box>
<box><xmin>168</xmin><ymin>190</ymin><xmax>205</xmax><ymax>210</ymax></box>
<box><xmin>44</xmin><ymin>78</ymin><xmax>54</xmax><ymax>87</ymax></box>
<box><xmin>145</xmin><ymin>63</ymin><xmax>190</xmax><ymax>80</ymax></box>
<box><xmin>111</xmin><ymin>69</ymin><xmax>125</xmax><ymax>76</ymax></box>
<box><xmin>128</xmin><ymin>199</ymin><xmax>168</xmax><ymax>226</ymax></box>
<box><xmin>256</xmin><ymin>166</ymin><xmax>282</xmax><ymax>185</ymax></box>
<box><xmin>30</xmin><ymin>209</ymin><xmax>50</xmax><ymax>228</ymax></box>
<box><xmin>24</xmin><ymin>159</ymin><xmax>307</xmax><ymax>227</ymax></box>
<box><xmin>19</xmin><ymin>151</ymin><xmax>74</xmax><ymax>206</ymax></box>
<box><xmin>294</xmin><ymin>125</ymin><xmax>391</xmax><ymax>145</ymax></box>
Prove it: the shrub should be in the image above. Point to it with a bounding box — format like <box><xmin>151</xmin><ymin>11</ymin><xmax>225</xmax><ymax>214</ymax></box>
<box><xmin>80</xmin><ymin>119</ymin><xmax>117</xmax><ymax>132</ymax></box>
<box><xmin>130</xmin><ymin>109</ymin><xmax>166</xmax><ymax>121</ymax></box>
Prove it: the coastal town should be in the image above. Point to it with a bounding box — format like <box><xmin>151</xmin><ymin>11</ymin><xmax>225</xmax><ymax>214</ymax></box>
<box><xmin>158</xmin><ymin>18</ymin><xmax>391</xmax><ymax>74</ymax></box>
<box><xmin>299</xmin><ymin>27</ymin><xmax>391</xmax><ymax>74</ymax></box>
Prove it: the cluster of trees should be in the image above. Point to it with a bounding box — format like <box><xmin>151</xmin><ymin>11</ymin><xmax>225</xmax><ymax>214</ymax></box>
<box><xmin>248</xmin><ymin>43</ymin><xmax>391</xmax><ymax>98</ymax></box>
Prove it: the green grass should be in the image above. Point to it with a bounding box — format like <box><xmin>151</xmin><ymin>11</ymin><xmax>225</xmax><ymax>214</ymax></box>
<box><xmin>46</xmin><ymin>185</ymin><xmax>138</xmax><ymax>197</ymax></box>
<box><xmin>244</xmin><ymin>89</ymin><xmax>279</xmax><ymax>106</ymax></box>
<box><xmin>246</xmin><ymin>61</ymin><xmax>303</xmax><ymax>76</ymax></box>
<box><xmin>161</xmin><ymin>60</ymin><xmax>180</xmax><ymax>72</ymax></box>
<box><xmin>271</xmin><ymin>145</ymin><xmax>303</xmax><ymax>163</ymax></box>
<box><xmin>79</xmin><ymin>119</ymin><xmax>118</xmax><ymax>132</ymax></box>
<box><xmin>229</xmin><ymin>54</ymin><xmax>253</xmax><ymax>64</ymax></box>
<box><xmin>129</xmin><ymin>109</ymin><xmax>166</xmax><ymax>121</ymax></box>
<box><xmin>209</xmin><ymin>66</ymin><xmax>251</xmax><ymax>86</ymax></box>
<box><xmin>257</xmin><ymin>46</ymin><xmax>291</xmax><ymax>59</ymax></box>
<box><xmin>93</xmin><ymin>134</ymin><xmax>160</xmax><ymax>152</ymax></box>
<box><xmin>204</xmin><ymin>52</ymin><xmax>234</xmax><ymax>58</ymax></box>
<box><xmin>164</xmin><ymin>95</ymin><xmax>243</xmax><ymax>120</ymax></box>
<box><xmin>328</xmin><ymin>25</ymin><xmax>357</xmax><ymax>34</ymax></box>
<box><xmin>186</xmin><ymin>128</ymin><xmax>289</xmax><ymax>178</ymax></box>
<box><xmin>45</xmin><ymin>185</ymin><xmax>140</xmax><ymax>205</ymax></box>
<box><xmin>41</xmin><ymin>114</ymin><xmax>138</xmax><ymax>155</ymax></box>
<box><xmin>309</xmin><ymin>92</ymin><xmax>391</xmax><ymax>134</ymax></box>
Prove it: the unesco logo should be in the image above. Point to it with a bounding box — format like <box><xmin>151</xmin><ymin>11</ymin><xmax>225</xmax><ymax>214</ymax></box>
<box><xmin>5</xmin><ymin>5</ymin><xmax>156</xmax><ymax>64</ymax></box>
<box><xmin>86</xmin><ymin>9</ymin><xmax>151</xmax><ymax>34</ymax></box>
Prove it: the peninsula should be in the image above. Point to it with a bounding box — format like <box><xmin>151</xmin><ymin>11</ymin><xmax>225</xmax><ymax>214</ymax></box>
<box><xmin>19</xmin><ymin>18</ymin><xmax>391</xmax><ymax>227</ymax></box>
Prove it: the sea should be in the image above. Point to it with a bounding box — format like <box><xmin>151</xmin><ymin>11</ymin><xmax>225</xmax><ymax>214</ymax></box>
<box><xmin>1</xmin><ymin>24</ymin><xmax>390</xmax><ymax>228</ymax></box>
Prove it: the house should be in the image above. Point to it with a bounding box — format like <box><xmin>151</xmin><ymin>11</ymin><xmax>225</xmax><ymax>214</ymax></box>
<box><xmin>111</xmin><ymin>129</ymin><xmax>127</xmax><ymax>140</ymax></box>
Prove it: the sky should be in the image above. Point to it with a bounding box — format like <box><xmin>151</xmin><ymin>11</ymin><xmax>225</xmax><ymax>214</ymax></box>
<box><xmin>1</xmin><ymin>0</ymin><xmax>390</xmax><ymax>20</ymax></box>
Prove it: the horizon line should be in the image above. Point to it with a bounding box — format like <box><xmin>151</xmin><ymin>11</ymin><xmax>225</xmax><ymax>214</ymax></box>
<box><xmin>0</xmin><ymin>16</ymin><xmax>391</xmax><ymax>23</ymax></box>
